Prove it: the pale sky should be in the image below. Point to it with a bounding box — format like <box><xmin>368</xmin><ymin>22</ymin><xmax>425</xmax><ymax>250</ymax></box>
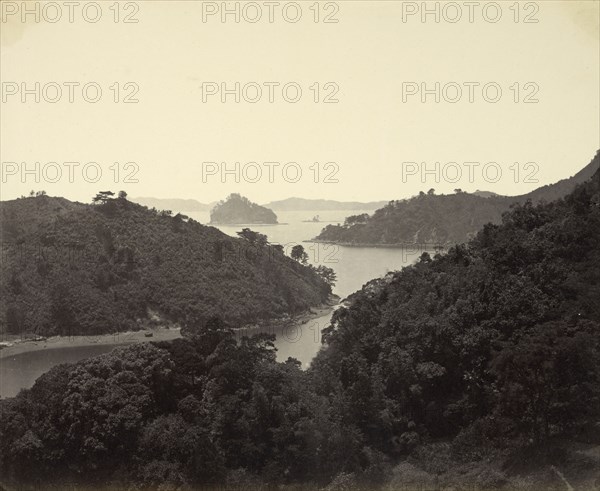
<box><xmin>1</xmin><ymin>0</ymin><xmax>599</xmax><ymax>204</ymax></box>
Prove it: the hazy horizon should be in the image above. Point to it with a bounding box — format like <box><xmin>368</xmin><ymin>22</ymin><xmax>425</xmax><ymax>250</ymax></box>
<box><xmin>2</xmin><ymin>1</ymin><xmax>599</xmax><ymax>204</ymax></box>
<box><xmin>3</xmin><ymin>150</ymin><xmax>597</xmax><ymax>205</ymax></box>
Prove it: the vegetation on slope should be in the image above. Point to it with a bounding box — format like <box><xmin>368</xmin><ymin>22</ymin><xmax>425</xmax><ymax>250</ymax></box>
<box><xmin>0</xmin><ymin>193</ymin><xmax>330</xmax><ymax>337</ymax></box>
<box><xmin>315</xmin><ymin>153</ymin><xmax>599</xmax><ymax>246</ymax></box>
<box><xmin>315</xmin><ymin>168</ymin><xmax>600</xmax><ymax>446</ymax></box>
<box><xmin>316</xmin><ymin>192</ymin><xmax>509</xmax><ymax>245</ymax></box>
<box><xmin>210</xmin><ymin>194</ymin><xmax>278</xmax><ymax>224</ymax></box>
<box><xmin>1</xmin><ymin>168</ymin><xmax>598</xmax><ymax>489</ymax></box>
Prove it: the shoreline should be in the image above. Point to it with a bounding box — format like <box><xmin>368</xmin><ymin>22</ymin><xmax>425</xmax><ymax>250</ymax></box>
<box><xmin>0</xmin><ymin>298</ymin><xmax>339</xmax><ymax>361</ymax></box>
<box><xmin>0</xmin><ymin>327</ymin><xmax>183</xmax><ymax>360</ymax></box>
<box><xmin>304</xmin><ymin>239</ymin><xmax>448</xmax><ymax>249</ymax></box>
<box><xmin>235</xmin><ymin>297</ymin><xmax>339</xmax><ymax>334</ymax></box>
<box><xmin>210</xmin><ymin>222</ymin><xmax>287</xmax><ymax>226</ymax></box>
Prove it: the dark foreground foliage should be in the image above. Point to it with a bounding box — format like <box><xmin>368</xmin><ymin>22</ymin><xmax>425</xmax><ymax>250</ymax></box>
<box><xmin>315</xmin><ymin>167</ymin><xmax>600</xmax><ymax>450</ymax></box>
<box><xmin>1</xmin><ymin>168</ymin><xmax>599</xmax><ymax>489</ymax></box>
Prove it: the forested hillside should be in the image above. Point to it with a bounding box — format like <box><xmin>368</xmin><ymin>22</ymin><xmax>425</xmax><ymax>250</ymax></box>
<box><xmin>311</xmin><ymin>166</ymin><xmax>600</xmax><ymax>487</ymax></box>
<box><xmin>0</xmin><ymin>169</ymin><xmax>598</xmax><ymax>489</ymax></box>
<box><xmin>210</xmin><ymin>194</ymin><xmax>278</xmax><ymax>224</ymax></box>
<box><xmin>0</xmin><ymin>193</ymin><xmax>330</xmax><ymax>337</ymax></box>
<box><xmin>315</xmin><ymin>153</ymin><xmax>599</xmax><ymax>246</ymax></box>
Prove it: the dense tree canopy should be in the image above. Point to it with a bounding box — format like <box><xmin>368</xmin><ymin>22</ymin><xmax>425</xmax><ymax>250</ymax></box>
<box><xmin>314</xmin><ymin>168</ymin><xmax>600</xmax><ymax>455</ymax></box>
<box><xmin>1</xmin><ymin>165</ymin><xmax>599</xmax><ymax>489</ymax></box>
<box><xmin>0</xmin><ymin>194</ymin><xmax>330</xmax><ymax>336</ymax></box>
<box><xmin>315</xmin><ymin>153</ymin><xmax>599</xmax><ymax>246</ymax></box>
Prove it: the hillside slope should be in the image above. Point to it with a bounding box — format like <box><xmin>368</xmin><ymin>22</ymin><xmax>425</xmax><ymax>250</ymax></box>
<box><xmin>315</xmin><ymin>152</ymin><xmax>599</xmax><ymax>246</ymax></box>
<box><xmin>0</xmin><ymin>164</ymin><xmax>598</xmax><ymax>490</ymax></box>
<box><xmin>311</xmin><ymin>166</ymin><xmax>600</xmax><ymax>488</ymax></box>
<box><xmin>0</xmin><ymin>194</ymin><xmax>330</xmax><ymax>336</ymax></box>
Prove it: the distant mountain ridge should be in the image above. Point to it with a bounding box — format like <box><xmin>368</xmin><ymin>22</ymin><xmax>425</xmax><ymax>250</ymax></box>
<box><xmin>131</xmin><ymin>197</ymin><xmax>214</xmax><ymax>212</ymax></box>
<box><xmin>131</xmin><ymin>157</ymin><xmax>598</xmax><ymax>219</ymax></box>
<box><xmin>131</xmin><ymin>197</ymin><xmax>390</xmax><ymax>213</ymax></box>
<box><xmin>314</xmin><ymin>152</ymin><xmax>600</xmax><ymax>247</ymax></box>
<box><xmin>264</xmin><ymin>197</ymin><xmax>389</xmax><ymax>211</ymax></box>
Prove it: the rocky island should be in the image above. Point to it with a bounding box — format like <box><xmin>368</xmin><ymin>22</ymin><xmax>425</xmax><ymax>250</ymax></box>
<box><xmin>210</xmin><ymin>193</ymin><xmax>278</xmax><ymax>224</ymax></box>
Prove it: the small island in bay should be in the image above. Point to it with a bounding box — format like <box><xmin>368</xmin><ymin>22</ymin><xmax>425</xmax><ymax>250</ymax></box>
<box><xmin>210</xmin><ymin>193</ymin><xmax>278</xmax><ymax>224</ymax></box>
<box><xmin>302</xmin><ymin>215</ymin><xmax>321</xmax><ymax>223</ymax></box>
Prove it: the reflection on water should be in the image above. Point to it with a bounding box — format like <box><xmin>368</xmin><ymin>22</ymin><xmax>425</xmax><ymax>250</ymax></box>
<box><xmin>237</xmin><ymin>307</ymin><xmax>342</xmax><ymax>369</ymax></box>
<box><xmin>1</xmin><ymin>210</ymin><xmax>428</xmax><ymax>398</ymax></box>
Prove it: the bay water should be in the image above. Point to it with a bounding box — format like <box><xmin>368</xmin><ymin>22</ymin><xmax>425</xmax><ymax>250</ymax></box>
<box><xmin>0</xmin><ymin>210</ymin><xmax>427</xmax><ymax>397</ymax></box>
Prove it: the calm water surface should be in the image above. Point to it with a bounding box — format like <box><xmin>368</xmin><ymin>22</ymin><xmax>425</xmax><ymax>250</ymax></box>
<box><xmin>1</xmin><ymin>210</ymin><xmax>427</xmax><ymax>398</ymax></box>
<box><xmin>1</xmin><ymin>344</ymin><xmax>133</xmax><ymax>398</ymax></box>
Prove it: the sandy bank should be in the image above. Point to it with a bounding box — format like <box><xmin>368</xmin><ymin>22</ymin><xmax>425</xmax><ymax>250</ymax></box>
<box><xmin>0</xmin><ymin>328</ymin><xmax>182</xmax><ymax>360</ymax></box>
<box><xmin>0</xmin><ymin>298</ymin><xmax>339</xmax><ymax>361</ymax></box>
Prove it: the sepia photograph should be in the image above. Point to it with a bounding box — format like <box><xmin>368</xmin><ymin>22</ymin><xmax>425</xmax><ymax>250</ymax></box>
<box><xmin>0</xmin><ymin>1</ymin><xmax>599</xmax><ymax>489</ymax></box>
